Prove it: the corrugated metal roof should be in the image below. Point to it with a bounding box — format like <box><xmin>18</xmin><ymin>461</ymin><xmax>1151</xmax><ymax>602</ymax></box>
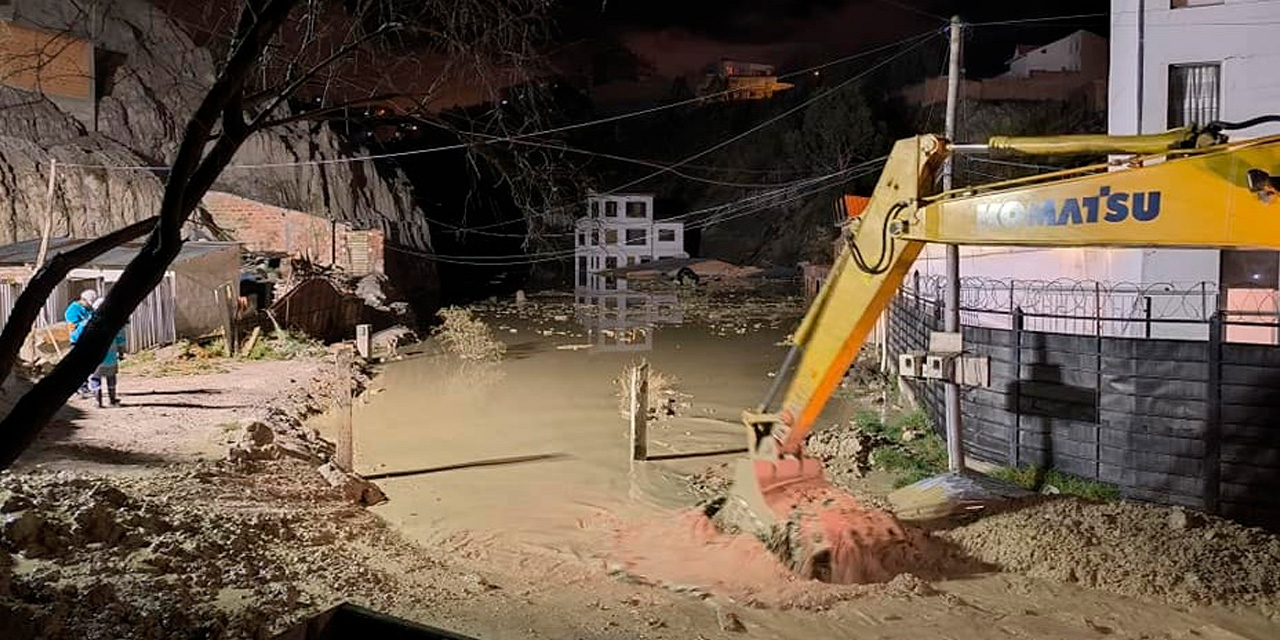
<box><xmin>0</xmin><ymin>237</ymin><xmax>240</xmax><ymax>269</ymax></box>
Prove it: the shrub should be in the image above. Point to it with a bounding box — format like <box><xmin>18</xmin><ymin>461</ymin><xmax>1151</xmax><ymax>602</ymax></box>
<box><xmin>432</xmin><ymin>307</ymin><xmax>506</xmax><ymax>361</ymax></box>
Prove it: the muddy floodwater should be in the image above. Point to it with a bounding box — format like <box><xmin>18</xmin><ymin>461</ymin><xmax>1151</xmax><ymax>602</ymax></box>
<box><xmin>342</xmin><ymin>299</ymin><xmax>811</xmax><ymax>554</ymax></box>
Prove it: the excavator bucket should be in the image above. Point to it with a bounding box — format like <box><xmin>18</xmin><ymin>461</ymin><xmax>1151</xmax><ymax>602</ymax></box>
<box><xmin>711</xmin><ymin>414</ymin><xmax>935</xmax><ymax>584</ymax></box>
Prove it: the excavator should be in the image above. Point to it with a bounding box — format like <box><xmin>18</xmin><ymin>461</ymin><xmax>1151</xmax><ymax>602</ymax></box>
<box><xmin>714</xmin><ymin>118</ymin><xmax>1280</xmax><ymax>584</ymax></box>
<box><xmin>270</xmin><ymin>123</ymin><xmax>1280</xmax><ymax>638</ymax></box>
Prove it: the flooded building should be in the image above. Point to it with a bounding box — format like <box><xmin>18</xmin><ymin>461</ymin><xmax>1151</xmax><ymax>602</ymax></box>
<box><xmin>573</xmin><ymin>193</ymin><xmax>686</xmax><ymax>292</ymax></box>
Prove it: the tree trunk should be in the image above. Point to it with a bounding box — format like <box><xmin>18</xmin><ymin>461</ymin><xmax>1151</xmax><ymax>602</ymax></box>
<box><xmin>0</xmin><ymin>216</ymin><xmax>158</xmax><ymax>387</ymax></box>
<box><xmin>0</xmin><ymin>0</ymin><xmax>300</xmax><ymax>469</ymax></box>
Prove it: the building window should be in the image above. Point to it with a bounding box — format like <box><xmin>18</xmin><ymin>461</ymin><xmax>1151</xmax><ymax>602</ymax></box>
<box><xmin>1221</xmin><ymin>250</ymin><xmax>1279</xmax><ymax>289</ymax></box>
<box><xmin>625</xmin><ymin>201</ymin><xmax>647</xmax><ymax>218</ymax></box>
<box><xmin>590</xmin><ymin>200</ymin><xmax>600</xmax><ymax>217</ymax></box>
<box><xmin>577</xmin><ymin>257</ymin><xmax>587</xmax><ymax>286</ymax></box>
<box><xmin>658</xmin><ymin>228</ymin><xmax>676</xmax><ymax>243</ymax></box>
<box><xmin>625</xmin><ymin>228</ymin><xmax>647</xmax><ymax>246</ymax></box>
<box><xmin>577</xmin><ymin>231</ymin><xmax>586</xmax><ymax>246</ymax></box>
<box><xmin>639</xmin><ymin>256</ymin><xmax>651</xmax><ymax>263</ymax></box>
<box><xmin>605</xmin><ymin>256</ymin><xmax>618</xmax><ymax>270</ymax></box>
<box><xmin>605</xmin><ymin>229</ymin><xmax>618</xmax><ymax>245</ymax></box>
<box><xmin>1168</xmin><ymin>63</ymin><xmax>1220</xmax><ymax>128</ymax></box>
<box><xmin>591</xmin><ymin>229</ymin><xmax>600</xmax><ymax>245</ymax></box>
<box><xmin>605</xmin><ymin>201</ymin><xmax>618</xmax><ymax>217</ymax></box>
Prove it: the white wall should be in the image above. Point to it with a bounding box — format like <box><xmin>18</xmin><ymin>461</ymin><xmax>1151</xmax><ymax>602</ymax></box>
<box><xmin>1106</xmin><ymin>0</ymin><xmax>1280</xmax><ymax>337</ymax></box>
<box><xmin>1008</xmin><ymin>31</ymin><xmax>1084</xmax><ymax>78</ymax></box>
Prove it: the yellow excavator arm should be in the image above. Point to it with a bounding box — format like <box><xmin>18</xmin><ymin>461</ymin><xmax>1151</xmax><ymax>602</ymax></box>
<box><xmin>718</xmin><ymin>126</ymin><xmax>1280</xmax><ymax>586</ymax></box>
<box><xmin>753</xmin><ymin>130</ymin><xmax>1280</xmax><ymax>457</ymax></box>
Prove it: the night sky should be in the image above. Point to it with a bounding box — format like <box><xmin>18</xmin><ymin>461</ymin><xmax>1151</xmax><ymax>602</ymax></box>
<box><xmin>560</xmin><ymin>0</ymin><xmax>1109</xmax><ymax>79</ymax></box>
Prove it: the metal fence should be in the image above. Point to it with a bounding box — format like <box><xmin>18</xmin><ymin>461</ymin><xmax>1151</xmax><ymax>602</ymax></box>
<box><xmin>1</xmin><ymin>274</ymin><xmax>177</xmax><ymax>355</ymax></box>
<box><xmin>905</xmin><ymin>273</ymin><xmax>1280</xmax><ymax>342</ymax></box>
<box><xmin>886</xmin><ymin>283</ymin><xmax>1280</xmax><ymax>528</ymax></box>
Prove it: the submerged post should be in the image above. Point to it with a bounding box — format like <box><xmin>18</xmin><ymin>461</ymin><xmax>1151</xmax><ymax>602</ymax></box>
<box><xmin>355</xmin><ymin>324</ymin><xmax>371</xmax><ymax>359</ymax></box>
<box><xmin>336</xmin><ymin>345</ymin><xmax>354</xmax><ymax>472</ymax></box>
<box><xmin>629</xmin><ymin>361</ymin><xmax>649</xmax><ymax>461</ymax></box>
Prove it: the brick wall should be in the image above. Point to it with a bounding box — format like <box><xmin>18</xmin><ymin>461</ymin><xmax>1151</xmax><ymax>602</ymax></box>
<box><xmin>201</xmin><ymin>191</ymin><xmax>384</xmax><ymax>275</ymax></box>
<box><xmin>0</xmin><ymin>21</ymin><xmax>93</xmax><ymax>100</ymax></box>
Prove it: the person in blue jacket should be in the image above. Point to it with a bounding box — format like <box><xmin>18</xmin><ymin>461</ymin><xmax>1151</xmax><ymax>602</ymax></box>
<box><xmin>86</xmin><ymin>298</ymin><xmax>127</xmax><ymax>408</ymax></box>
<box><xmin>65</xmin><ymin>289</ymin><xmax>98</xmax><ymax>397</ymax></box>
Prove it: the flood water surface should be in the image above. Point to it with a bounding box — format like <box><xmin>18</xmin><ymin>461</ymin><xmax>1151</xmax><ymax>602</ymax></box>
<box><xmin>343</xmin><ymin>295</ymin><xmax>804</xmax><ymax>554</ymax></box>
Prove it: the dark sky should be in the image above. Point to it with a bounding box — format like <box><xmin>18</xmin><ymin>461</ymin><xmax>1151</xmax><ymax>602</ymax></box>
<box><xmin>560</xmin><ymin>0</ymin><xmax>1109</xmax><ymax>79</ymax></box>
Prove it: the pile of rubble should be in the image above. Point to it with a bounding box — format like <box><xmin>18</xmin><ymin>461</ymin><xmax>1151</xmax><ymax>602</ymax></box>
<box><xmin>0</xmin><ymin>462</ymin><xmax>433</xmax><ymax>639</ymax></box>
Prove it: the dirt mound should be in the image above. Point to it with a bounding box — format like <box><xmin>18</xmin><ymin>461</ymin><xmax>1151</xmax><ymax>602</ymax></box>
<box><xmin>0</xmin><ymin>462</ymin><xmax>433</xmax><ymax>639</ymax></box>
<box><xmin>944</xmin><ymin>497</ymin><xmax>1280</xmax><ymax>614</ymax></box>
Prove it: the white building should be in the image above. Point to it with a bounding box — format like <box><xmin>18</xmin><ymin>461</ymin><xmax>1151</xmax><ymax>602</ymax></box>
<box><xmin>574</xmin><ymin>193</ymin><xmax>686</xmax><ymax>291</ymax></box>
<box><xmin>1107</xmin><ymin>0</ymin><xmax>1280</xmax><ymax>339</ymax></box>
<box><xmin>915</xmin><ymin>1</ymin><xmax>1280</xmax><ymax>340</ymax></box>
<box><xmin>1006</xmin><ymin>30</ymin><xmax>1108</xmax><ymax>79</ymax></box>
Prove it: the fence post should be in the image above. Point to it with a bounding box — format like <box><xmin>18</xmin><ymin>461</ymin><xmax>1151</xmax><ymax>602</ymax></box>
<box><xmin>913</xmin><ymin>270</ymin><xmax>921</xmax><ymax>314</ymax></box>
<box><xmin>335</xmin><ymin>345</ymin><xmax>354</xmax><ymax>472</ymax></box>
<box><xmin>1094</xmin><ymin>302</ymin><xmax>1104</xmax><ymax>481</ymax></box>
<box><xmin>1205</xmin><ymin>312</ymin><xmax>1223</xmax><ymax>514</ymax></box>
<box><xmin>629</xmin><ymin>362</ymin><xmax>649</xmax><ymax>461</ymax></box>
<box><xmin>1011</xmin><ymin>306</ymin><xmax>1023</xmax><ymax>468</ymax></box>
<box><xmin>1143</xmin><ymin>296</ymin><xmax>1153</xmax><ymax>339</ymax></box>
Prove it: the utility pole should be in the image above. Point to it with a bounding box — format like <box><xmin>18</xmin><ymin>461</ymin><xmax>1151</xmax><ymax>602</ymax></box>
<box><xmin>943</xmin><ymin>15</ymin><xmax>965</xmax><ymax>473</ymax></box>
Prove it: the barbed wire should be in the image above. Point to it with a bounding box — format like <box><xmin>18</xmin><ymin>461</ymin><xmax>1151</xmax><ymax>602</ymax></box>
<box><xmin>903</xmin><ymin>274</ymin><xmax>1268</xmax><ymax>321</ymax></box>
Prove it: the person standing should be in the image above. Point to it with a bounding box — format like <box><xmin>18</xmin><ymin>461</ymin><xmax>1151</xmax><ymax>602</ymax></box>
<box><xmin>87</xmin><ymin>298</ymin><xmax>127</xmax><ymax>408</ymax></box>
<box><xmin>65</xmin><ymin>289</ymin><xmax>98</xmax><ymax>397</ymax></box>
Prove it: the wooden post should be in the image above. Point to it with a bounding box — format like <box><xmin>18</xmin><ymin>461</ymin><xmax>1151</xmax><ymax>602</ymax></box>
<box><xmin>336</xmin><ymin>345</ymin><xmax>354</xmax><ymax>472</ymax></box>
<box><xmin>629</xmin><ymin>361</ymin><xmax>649</xmax><ymax>461</ymax></box>
<box><xmin>355</xmin><ymin>324</ymin><xmax>371</xmax><ymax>359</ymax></box>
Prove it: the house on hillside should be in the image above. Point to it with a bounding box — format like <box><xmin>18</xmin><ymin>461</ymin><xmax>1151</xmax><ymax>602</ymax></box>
<box><xmin>573</xmin><ymin>193</ymin><xmax>687</xmax><ymax>292</ymax></box>
<box><xmin>0</xmin><ymin>238</ymin><xmax>241</xmax><ymax>355</ymax></box>
<box><xmin>901</xmin><ymin>30</ymin><xmax>1108</xmax><ymax>112</ymax></box>
<box><xmin>698</xmin><ymin>59</ymin><xmax>794</xmax><ymax>102</ymax></box>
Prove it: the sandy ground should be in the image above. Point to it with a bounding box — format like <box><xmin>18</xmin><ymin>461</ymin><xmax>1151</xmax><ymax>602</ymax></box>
<box><xmin>12</xmin><ymin>360</ymin><xmax>322</xmax><ymax>475</ymax></box>
<box><xmin>3</xmin><ymin>291</ymin><xmax>1280</xmax><ymax>639</ymax></box>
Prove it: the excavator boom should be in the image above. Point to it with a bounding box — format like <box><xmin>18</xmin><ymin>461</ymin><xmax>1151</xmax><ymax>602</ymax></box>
<box><xmin>718</xmin><ymin>128</ymin><xmax>1280</xmax><ymax>584</ymax></box>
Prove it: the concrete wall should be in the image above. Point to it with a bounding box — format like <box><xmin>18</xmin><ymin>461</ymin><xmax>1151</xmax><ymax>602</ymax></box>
<box><xmin>171</xmin><ymin>245</ymin><xmax>241</xmax><ymax>337</ymax></box>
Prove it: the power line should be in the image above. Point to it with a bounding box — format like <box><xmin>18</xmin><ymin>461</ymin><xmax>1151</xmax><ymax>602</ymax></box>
<box><xmin>55</xmin><ymin>29</ymin><xmax>944</xmax><ymax>173</ymax></box>
<box><xmin>597</xmin><ymin>31</ymin><xmax>940</xmax><ymax>197</ymax></box>
<box><xmin>868</xmin><ymin>0</ymin><xmax>949</xmax><ymax>23</ymax></box>
<box><xmin>967</xmin><ymin>13</ymin><xmax>1107</xmax><ymax>27</ymax></box>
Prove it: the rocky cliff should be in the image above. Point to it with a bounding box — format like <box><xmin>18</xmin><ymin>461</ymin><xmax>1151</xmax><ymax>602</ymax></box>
<box><xmin>0</xmin><ymin>0</ymin><xmax>432</xmax><ymax>251</ymax></box>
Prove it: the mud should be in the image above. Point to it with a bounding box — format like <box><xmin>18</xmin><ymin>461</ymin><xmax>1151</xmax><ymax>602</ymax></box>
<box><xmin>945</xmin><ymin>497</ymin><xmax>1280</xmax><ymax>615</ymax></box>
<box><xmin>0</xmin><ymin>462</ymin><xmax>432</xmax><ymax>639</ymax></box>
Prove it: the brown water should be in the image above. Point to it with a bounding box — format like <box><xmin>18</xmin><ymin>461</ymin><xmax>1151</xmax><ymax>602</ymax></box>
<box><xmin>339</xmin><ymin>307</ymin><xmax>816</xmax><ymax>555</ymax></box>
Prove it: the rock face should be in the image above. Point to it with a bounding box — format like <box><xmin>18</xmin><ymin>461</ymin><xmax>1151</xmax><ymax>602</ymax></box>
<box><xmin>0</xmin><ymin>0</ymin><xmax>433</xmax><ymax>252</ymax></box>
